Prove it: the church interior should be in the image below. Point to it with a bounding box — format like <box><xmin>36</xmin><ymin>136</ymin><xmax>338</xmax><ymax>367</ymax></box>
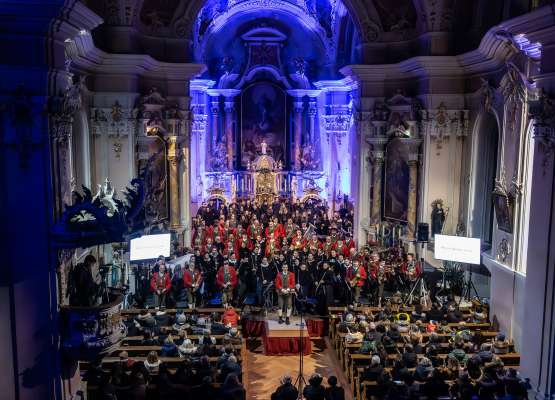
<box><xmin>2</xmin><ymin>0</ymin><xmax>555</xmax><ymax>399</ymax></box>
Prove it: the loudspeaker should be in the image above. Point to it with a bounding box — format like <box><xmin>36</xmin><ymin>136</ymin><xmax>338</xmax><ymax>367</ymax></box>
<box><xmin>417</xmin><ymin>223</ymin><xmax>429</xmax><ymax>242</ymax></box>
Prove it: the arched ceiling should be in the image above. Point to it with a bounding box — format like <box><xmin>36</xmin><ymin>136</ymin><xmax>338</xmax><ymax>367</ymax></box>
<box><xmin>84</xmin><ymin>0</ymin><xmax>501</xmax><ymax>63</ymax></box>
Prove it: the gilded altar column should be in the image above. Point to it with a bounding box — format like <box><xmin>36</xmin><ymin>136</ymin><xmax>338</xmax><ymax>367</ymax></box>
<box><xmin>168</xmin><ymin>136</ymin><xmax>181</xmax><ymax>230</ymax></box>
<box><xmin>405</xmin><ymin>138</ymin><xmax>422</xmax><ymax>240</ymax></box>
<box><xmin>180</xmin><ymin>145</ymin><xmax>191</xmax><ymax>245</ymax></box>
<box><xmin>293</xmin><ymin>98</ymin><xmax>304</xmax><ymax>170</ymax></box>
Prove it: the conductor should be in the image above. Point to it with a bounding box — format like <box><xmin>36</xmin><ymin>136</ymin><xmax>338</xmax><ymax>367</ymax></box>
<box><xmin>275</xmin><ymin>264</ymin><xmax>295</xmax><ymax>325</ymax></box>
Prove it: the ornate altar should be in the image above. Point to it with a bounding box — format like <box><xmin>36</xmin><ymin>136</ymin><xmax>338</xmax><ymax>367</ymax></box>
<box><xmin>251</xmin><ymin>143</ymin><xmax>280</xmax><ymax>203</ymax></box>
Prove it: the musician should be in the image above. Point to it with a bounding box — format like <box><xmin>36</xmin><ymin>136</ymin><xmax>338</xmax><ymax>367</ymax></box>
<box><xmin>376</xmin><ymin>260</ymin><xmax>388</xmax><ymax>306</ymax></box>
<box><xmin>275</xmin><ymin>264</ymin><xmax>295</xmax><ymax>324</ymax></box>
<box><xmin>347</xmin><ymin>260</ymin><xmax>367</xmax><ymax>306</ymax></box>
<box><xmin>401</xmin><ymin>253</ymin><xmax>422</xmax><ymax>284</ymax></box>
<box><xmin>257</xmin><ymin>257</ymin><xmax>277</xmax><ymax>306</ymax></box>
<box><xmin>183</xmin><ymin>263</ymin><xmax>203</xmax><ymax>309</ymax></box>
<box><xmin>367</xmin><ymin>253</ymin><xmax>380</xmax><ymax>306</ymax></box>
<box><xmin>266</xmin><ymin>237</ymin><xmax>280</xmax><ymax>258</ymax></box>
<box><xmin>238</xmin><ymin>253</ymin><xmax>256</xmax><ymax>301</ymax></box>
<box><xmin>209</xmin><ymin>246</ymin><xmax>223</xmax><ymax>266</ymax></box>
<box><xmin>150</xmin><ymin>262</ymin><xmax>171</xmax><ymax>309</ymax></box>
<box><xmin>306</xmin><ymin>252</ymin><xmax>318</xmax><ymax>275</ymax></box>
<box><xmin>307</xmin><ymin>234</ymin><xmax>321</xmax><ymax>253</ymax></box>
<box><xmin>295</xmin><ymin>263</ymin><xmax>313</xmax><ymax>299</ymax></box>
<box><xmin>251</xmin><ymin>243</ymin><xmax>263</xmax><ymax>267</ymax></box>
<box><xmin>216</xmin><ymin>261</ymin><xmax>238</xmax><ymax>307</ymax></box>
<box><xmin>316</xmin><ymin>262</ymin><xmax>335</xmax><ymax>315</ymax></box>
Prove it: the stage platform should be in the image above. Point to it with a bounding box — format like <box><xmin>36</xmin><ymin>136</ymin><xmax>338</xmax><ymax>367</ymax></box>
<box><xmin>265</xmin><ymin>318</ymin><xmax>310</xmax><ymax>337</ymax></box>
<box><xmin>263</xmin><ymin>317</ymin><xmax>312</xmax><ymax>355</ymax></box>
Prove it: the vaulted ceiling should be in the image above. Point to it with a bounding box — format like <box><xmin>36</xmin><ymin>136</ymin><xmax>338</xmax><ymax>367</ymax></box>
<box><xmin>83</xmin><ymin>0</ymin><xmax>540</xmax><ymax>64</ymax></box>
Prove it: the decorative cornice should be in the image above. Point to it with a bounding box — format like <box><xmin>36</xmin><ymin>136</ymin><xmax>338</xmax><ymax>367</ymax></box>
<box><xmin>65</xmin><ymin>31</ymin><xmax>206</xmax><ymax>81</ymax></box>
<box><xmin>341</xmin><ymin>6</ymin><xmax>555</xmax><ymax>82</ymax></box>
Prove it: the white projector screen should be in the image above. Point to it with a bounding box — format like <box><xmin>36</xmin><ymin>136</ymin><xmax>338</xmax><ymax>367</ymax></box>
<box><xmin>130</xmin><ymin>234</ymin><xmax>171</xmax><ymax>261</ymax></box>
<box><xmin>434</xmin><ymin>234</ymin><xmax>481</xmax><ymax>264</ymax></box>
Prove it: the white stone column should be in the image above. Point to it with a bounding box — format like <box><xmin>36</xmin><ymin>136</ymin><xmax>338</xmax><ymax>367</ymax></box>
<box><xmin>210</xmin><ymin>97</ymin><xmax>220</xmax><ymax>152</ymax></box>
<box><xmin>293</xmin><ymin>97</ymin><xmax>304</xmax><ymax>170</ymax></box>
<box><xmin>308</xmin><ymin>100</ymin><xmax>317</xmax><ymax>143</ymax></box>
<box><xmin>222</xmin><ymin>90</ymin><xmax>240</xmax><ymax>170</ymax></box>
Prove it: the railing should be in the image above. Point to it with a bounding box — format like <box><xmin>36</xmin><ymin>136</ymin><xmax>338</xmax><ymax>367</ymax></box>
<box><xmin>60</xmin><ymin>293</ymin><xmax>126</xmax><ymax>360</ymax></box>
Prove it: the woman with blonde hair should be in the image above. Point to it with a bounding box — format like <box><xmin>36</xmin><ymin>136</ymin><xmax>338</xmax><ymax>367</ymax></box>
<box><xmin>144</xmin><ymin>351</ymin><xmax>161</xmax><ymax>374</ymax></box>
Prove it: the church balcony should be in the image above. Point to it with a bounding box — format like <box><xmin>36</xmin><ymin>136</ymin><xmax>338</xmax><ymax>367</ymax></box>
<box><xmin>60</xmin><ymin>293</ymin><xmax>126</xmax><ymax>361</ymax></box>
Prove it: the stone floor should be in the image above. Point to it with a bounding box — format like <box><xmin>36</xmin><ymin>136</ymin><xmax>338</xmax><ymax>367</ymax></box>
<box><xmin>245</xmin><ymin>337</ymin><xmax>353</xmax><ymax>400</ymax></box>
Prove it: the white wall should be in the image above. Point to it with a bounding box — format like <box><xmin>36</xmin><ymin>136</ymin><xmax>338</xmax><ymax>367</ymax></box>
<box><xmin>483</xmin><ymin>255</ymin><xmax>525</xmax><ymax>350</ymax></box>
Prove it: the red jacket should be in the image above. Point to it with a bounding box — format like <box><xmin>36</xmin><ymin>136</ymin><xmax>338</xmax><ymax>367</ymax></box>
<box><xmin>150</xmin><ymin>272</ymin><xmax>171</xmax><ymax>292</ymax></box>
<box><xmin>401</xmin><ymin>261</ymin><xmax>422</xmax><ymax>279</ymax></box>
<box><xmin>183</xmin><ymin>268</ymin><xmax>202</xmax><ymax>288</ymax></box>
<box><xmin>275</xmin><ymin>271</ymin><xmax>295</xmax><ymax>290</ymax></box>
<box><xmin>222</xmin><ymin>309</ymin><xmax>240</xmax><ymax>327</ymax></box>
<box><xmin>368</xmin><ymin>262</ymin><xmax>380</xmax><ymax>280</ymax></box>
<box><xmin>346</xmin><ymin>266</ymin><xmax>367</xmax><ymax>287</ymax></box>
<box><xmin>216</xmin><ymin>266</ymin><xmax>238</xmax><ymax>288</ymax></box>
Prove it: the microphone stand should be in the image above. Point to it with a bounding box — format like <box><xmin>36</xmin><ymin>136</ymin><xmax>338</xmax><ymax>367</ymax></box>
<box><xmin>294</xmin><ymin>297</ymin><xmax>308</xmax><ymax>398</ymax></box>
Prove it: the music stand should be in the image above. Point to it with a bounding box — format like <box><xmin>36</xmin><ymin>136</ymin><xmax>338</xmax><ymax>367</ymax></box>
<box><xmin>294</xmin><ymin>298</ymin><xmax>308</xmax><ymax>398</ymax></box>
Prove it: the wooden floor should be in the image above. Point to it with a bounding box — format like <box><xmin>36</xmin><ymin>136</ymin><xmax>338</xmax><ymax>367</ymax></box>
<box><xmin>245</xmin><ymin>337</ymin><xmax>353</xmax><ymax>400</ymax></box>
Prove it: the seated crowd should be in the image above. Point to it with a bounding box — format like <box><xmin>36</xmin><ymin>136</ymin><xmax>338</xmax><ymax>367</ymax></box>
<box><xmin>333</xmin><ymin>299</ymin><xmax>529</xmax><ymax>399</ymax></box>
<box><xmin>84</xmin><ymin>307</ymin><xmax>246</xmax><ymax>400</ymax></box>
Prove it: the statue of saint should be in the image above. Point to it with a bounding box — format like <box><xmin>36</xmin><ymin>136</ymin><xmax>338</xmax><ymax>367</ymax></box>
<box><xmin>261</xmin><ymin>140</ymin><xmax>267</xmax><ymax>155</ymax></box>
<box><xmin>431</xmin><ymin>200</ymin><xmax>446</xmax><ymax>237</ymax></box>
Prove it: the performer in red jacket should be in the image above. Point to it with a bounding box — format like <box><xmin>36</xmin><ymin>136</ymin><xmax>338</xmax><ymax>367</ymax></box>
<box><xmin>401</xmin><ymin>253</ymin><xmax>422</xmax><ymax>283</ymax></box>
<box><xmin>183</xmin><ymin>264</ymin><xmax>203</xmax><ymax>309</ymax></box>
<box><xmin>346</xmin><ymin>260</ymin><xmax>367</xmax><ymax>306</ymax></box>
<box><xmin>216</xmin><ymin>262</ymin><xmax>238</xmax><ymax>306</ymax></box>
<box><xmin>275</xmin><ymin>264</ymin><xmax>296</xmax><ymax>324</ymax></box>
<box><xmin>150</xmin><ymin>262</ymin><xmax>171</xmax><ymax>308</ymax></box>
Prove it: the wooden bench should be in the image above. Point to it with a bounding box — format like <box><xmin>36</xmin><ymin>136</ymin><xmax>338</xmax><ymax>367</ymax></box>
<box><xmin>122</xmin><ymin>307</ymin><xmax>242</xmax><ymax>315</ymax></box>
<box><xmin>114</xmin><ymin>344</ymin><xmax>243</xmax><ymax>356</ymax></box>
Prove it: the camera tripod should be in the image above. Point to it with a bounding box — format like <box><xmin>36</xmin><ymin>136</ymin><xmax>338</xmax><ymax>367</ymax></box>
<box><xmin>404</xmin><ymin>276</ymin><xmax>429</xmax><ymax>306</ymax></box>
<box><xmin>459</xmin><ymin>265</ymin><xmax>480</xmax><ymax>305</ymax></box>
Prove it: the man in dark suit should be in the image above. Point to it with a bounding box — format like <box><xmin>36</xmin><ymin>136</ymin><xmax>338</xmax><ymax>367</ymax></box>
<box><xmin>69</xmin><ymin>254</ymin><xmax>99</xmax><ymax>306</ymax></box>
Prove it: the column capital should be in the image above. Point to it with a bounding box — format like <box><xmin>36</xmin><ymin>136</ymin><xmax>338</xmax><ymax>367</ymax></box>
<box><xmin>210</xmin><ymin>100</ymin><xmax>220</xmax><ymax>115</ymax></box>
<box><xmin>293</xmin><ymin>100</ymin><xmax>304</xmax><ymax>113</ymax></box>
<box><xmin>366</xmin><ymin>136</ymin><xmax>389</xmax><ymax>149</ymax></box>
<box><xmin>308</xmin><ymin>101</ymin><xmax>317</xmax><ymax>115</ymax></box>
<box><xmin>370</xmin><ymin>150</ymin><xmax>385</xmax><ymax>163</ymax></box>
<box><xmin>224</xmin><ymin>100</ymin><xmax>235</xmax><ymax>113</ymax></box>
<box><xmin>407</xmin><ymin>157</ymin><xmax>419</xmax><ymax>165</ymax></box>
<box><xmin>404</xmin><ymin>137</ymin><xmax>423</xmax><ymax>154</ymax></box>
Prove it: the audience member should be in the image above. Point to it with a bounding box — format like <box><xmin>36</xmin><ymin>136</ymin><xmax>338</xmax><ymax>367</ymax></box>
<box><xmin>271</xmin><ymin>375</ymin><xmax>299</xmax><ymax>400</ymax></box>
<box><xmin>303</xmin><ymin>373</ymin><xmax>326</xmax><ymax>400</ymax></box>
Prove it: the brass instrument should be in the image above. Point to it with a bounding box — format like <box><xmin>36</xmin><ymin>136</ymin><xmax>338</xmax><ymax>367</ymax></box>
<box><xmin>349</xmin><ymin>268</ymin><xmax>362</xmax><ymax>287</ymax></box>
